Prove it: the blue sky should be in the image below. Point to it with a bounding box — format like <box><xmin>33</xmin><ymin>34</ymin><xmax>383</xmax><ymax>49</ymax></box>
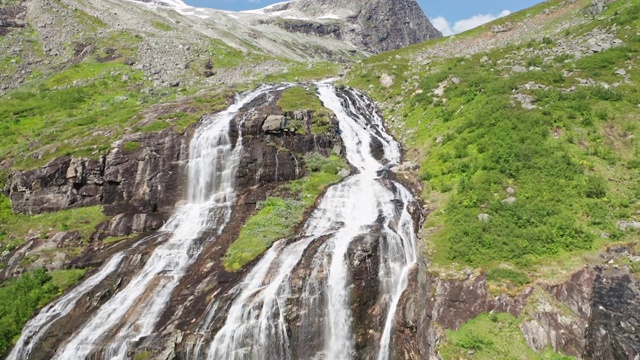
<box><xmin>183</xmin><ymin>0</ymin><xmax>544</xmax><ymax>35</ymax></box>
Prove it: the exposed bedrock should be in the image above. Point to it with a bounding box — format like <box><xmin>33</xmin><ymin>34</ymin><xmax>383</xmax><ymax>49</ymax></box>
<box><xmin>390</xmin><ymin>245</ymin><xmax>640</xmax><ymax>360</ymax></box>
<box><xmin>291</xmin><ymin>0</ymin><xmax>442</xmax><ymax>53</ymax></box>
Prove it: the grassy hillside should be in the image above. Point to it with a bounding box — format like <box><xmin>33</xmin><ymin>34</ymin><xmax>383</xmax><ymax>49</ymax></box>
<box><xmin>345</xmin><ymin>0</ymin><xmax>640</xmax><ymax>285</ymax></box>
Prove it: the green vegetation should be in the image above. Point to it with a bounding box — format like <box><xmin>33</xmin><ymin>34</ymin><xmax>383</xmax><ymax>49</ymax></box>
<box><xmin>205</xmin><ymin>39</ymin><xmax>269</xmax><ymax>69</ymax></box>
<box><xmin>0</xmin><ymin>268</ymin><xmax>87</xmax><ymax>354</ymax></box>
<box><xmin>224</xmin><ymin>197</ymin><xmax>307</xmax><ymax>272</ymax></box>
<box><xmin>486</xmin><ymin>268</ymin><xmax>530</xmax><ymax>287</ymax></box>
<box><xmin>277</xmin><ymin>86</ymin><xmax>333</xmax><ymax>134</ymax></box>
<box><xmin>223</xmin><ymin>153</ymin><xmax>347</xmax><ymax>271</ymax></box>
<box><xmin>439</xmin><ymin>313</ymin><xmax>574</xmax><ymax>360</ymax></box>
<box><xmin>264</xmin><ymin>61</ymin><xmax>343</xmax><ymax>83</ymax></box>
<box><xmin>151</xmin><ymin>21</ymin><xmax>173</xmax><ymax>32</ymax></box>
<box><xmin>0</xmin><ymin>61</ymin><xmax>145</xmax><ymax>168</ymax></box>
<box><xmin>0</xmin><ymin>195</ymin><xmax>107</xmax><ymax>255</ymax></box>
<box><xmin>133</xmin><ymin>351</ymin><xmax>153</xmax><ymax>360</ymax></box>
<box><xmin>122</xmin><ymin>141</ymin><xmax>142</xmax><ymax>152</ymax></box>
<box><xmin>345</xmin><ymin>0</ymin><xmax>640</xmax><ymax>280</ymax></box>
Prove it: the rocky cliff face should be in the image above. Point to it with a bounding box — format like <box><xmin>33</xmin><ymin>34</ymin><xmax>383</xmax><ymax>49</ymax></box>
<box><xmin>291</xmin><ymin>0</ymin><xmax>442</xmax><ymax>53</ymax></box>
<box><xmin>5</xmin><ymin>129</ymin><xmax>188</xmax><ymax>232</ymax></box>
<box><xmin>388</xmin><ymin>245</ymin><xmax>640</xmax><ymax>360</ymax></box>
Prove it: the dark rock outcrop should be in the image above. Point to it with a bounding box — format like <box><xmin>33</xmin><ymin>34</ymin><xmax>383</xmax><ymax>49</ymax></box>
<box><xmin>290</xmin><ymin>0</ymin><xmax>442</xmax><ymax>53</ymax></box>
<box><xmin>5</xmin><ymin>129</ymin><xmax>188</xmax><ymax>236</ymax></box>
<box><xmin>585</xmin><ymin>267</ymin><xmax>640</xmax><ymax>359</ymax></box>
<box><xmin>0</xmin><ymin>3</ymin><xmax>27</xmax><ymax>36</ymax></box>
<box><xmin>390</xmin><ymin>245</ymin><xmax>640</xmax><ymax>360</ymax></box>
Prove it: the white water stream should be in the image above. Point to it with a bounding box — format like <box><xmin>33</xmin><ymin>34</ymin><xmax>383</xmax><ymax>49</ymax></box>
<box><xmin>10</xmin><ymin>85</ymin><xmax>274</xmax><ymax>360</ymax></box>
<box><xmin>202</xmin><ymin>83</ymin><xmax>418</xmax><ymax>360</ymax></box>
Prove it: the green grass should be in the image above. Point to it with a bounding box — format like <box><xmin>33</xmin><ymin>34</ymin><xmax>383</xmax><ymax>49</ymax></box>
<box><xmin>224</xmin><ymin>197</ymin><xmax>307</xmax><ymax>272</ymax></box>
<box><xmin>0</xmin><ymin>61</ymin><xmax>146</xmax><ymax>169</ymax></box>
<box><xmin>0</xmin><ymin>268</ymin><xmax>87</xmax><ymax>354</ymax></box>
<box><xmin>50</xmin><ymin>268</ymin><xmax>88</xmax><ymax>291</ymax></box>
<box><xmin>151</xmin><ymin>21</ymin><xmax>173</xmax><ymax>32</ymax></box>
<box><xmin>133</xmin><ymin>351</ymin><xmax>153</xmax><ymax>360</ymax></box>
<box><xmin>0</xmin><ymin>195</ymin><xmax>107</xmax><ymax>254</ymax></box>
<box><xmin>223</xmin><ymin>153</ymin><xmax>347</xmax><ymax>271</ymax></box>
<box><xmin>277</xmin><ymin>86</ymin><xmax>333</xmax><ymax>135</ymax></box>
<box><xmin>122</xmin><ymin>141</ymin><xmax>141</xmax><ymax>152</ymax></box>
<box><xmin>264</xmin><ymin>61</ymin><xmax>343</xmax><ymax>83</ymax></box>
<box><xmin>439</xmin><ymin>313</ymin><xmax>574</xmax><ymax>360</ymax></box>
<box><xmin>486</xmin><ymin>268</ymin><xmax>531</xmax><ymax>287</ymax></box>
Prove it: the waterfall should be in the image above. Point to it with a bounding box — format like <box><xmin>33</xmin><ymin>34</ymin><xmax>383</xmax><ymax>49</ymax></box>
<box><xmin>9</xmin><ymin>85</ymin><xmax>274</xmax><ymax>360</ymax></box>
<box><xmin>201</xmin><ymin>83</ymin><xmax>419</xmax><ymax>360</ymax></box>
<box><xmin>10</xmin><ymin>83</ymin><xmax>419</xmax><ymax>360</ymax></box>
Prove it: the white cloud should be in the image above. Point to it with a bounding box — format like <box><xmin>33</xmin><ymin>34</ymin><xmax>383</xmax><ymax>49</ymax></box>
<box><xmin>431</xmin><ymin>16</ymin><xmax>454</xmax><ymax>36</ymax></box>
<box><xmin>432</xmin><ymin>10</ymin><xmax>511</xmax><ymax>36</ymax></box>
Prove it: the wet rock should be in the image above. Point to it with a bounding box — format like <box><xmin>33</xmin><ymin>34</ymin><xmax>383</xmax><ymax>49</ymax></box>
<box><xmin>5</xmin><ymin>129</ymin><xmax>187</xmax><ymax>236</ymax></box>
<box><xmin>348</xmin><ymin>234</ymin><xmax>383</xmax><ymax>357</ymax></box>
<box><xmin>585</xmin><ymin>268</ymin><xmax>640</xmax><ymax>358</ymax></box>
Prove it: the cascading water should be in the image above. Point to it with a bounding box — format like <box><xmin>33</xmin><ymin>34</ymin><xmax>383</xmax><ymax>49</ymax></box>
<box><xmin>199</xmin><ymin>83</ymin><xmax>419</xmax><ymax>360</ymax></box>
<box><xmin>9</xmin><ymin>85</ymin><xmax>275</xmax><ymax>360</ymax></box>
<box><xmin>10</xmin><ymin>82</ymin><xmax>419</xmax><ymax>360</ymax></box>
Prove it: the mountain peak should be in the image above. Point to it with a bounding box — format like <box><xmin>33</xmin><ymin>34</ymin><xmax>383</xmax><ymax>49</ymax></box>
<box><xmin>245</xmin><ymin>0</ymin><xmax>442</xmax><ymax>53</ymax></box>
<box><xmin>290</xmin><ymin>0</ymin><xmax>442</xmax><ymax>53</ymax></box>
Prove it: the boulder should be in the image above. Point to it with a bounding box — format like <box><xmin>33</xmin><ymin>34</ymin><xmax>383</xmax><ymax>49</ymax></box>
<box><xmin>262</xmin><ymin>115</ymin><xmax>286</xmax><ymax>133</ymax></box>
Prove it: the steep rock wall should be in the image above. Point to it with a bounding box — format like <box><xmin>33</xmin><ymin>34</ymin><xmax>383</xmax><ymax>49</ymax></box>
<box><xmin>291</xmin><ymin>0</ymin><xmax>442</xmax><ymax>53</ymax></box>
<box><xmin>390</xmin><ymin>246</ymin><xmax>640</xmax><ymax>360</ymax></box>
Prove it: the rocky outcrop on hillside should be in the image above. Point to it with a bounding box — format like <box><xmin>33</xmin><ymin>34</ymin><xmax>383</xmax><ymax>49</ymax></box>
<box><xmin>389</xmin><ymin>245</ymin><xmax>640</xmax><ymax>359</ymax></box>
<box><xmin>5</xmin><ymin>129</ymin><xmax>187</xmax><ymax>223</ymax></box>
<box><xmin>290</xmin><ymin>0</ymin><xmax>442</xmax><ymax>53</ymax></box>
<box><xmin>0</xmin><ymin>2</ymin><xmax>26</xmax><ymax>35</ymax></box>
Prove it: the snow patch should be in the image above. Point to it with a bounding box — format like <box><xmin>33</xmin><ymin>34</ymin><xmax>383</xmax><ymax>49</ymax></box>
<box><xmin>319</xmin><ymin>13</ymin><xmax>340</xmax><ymax>20</ymax></box>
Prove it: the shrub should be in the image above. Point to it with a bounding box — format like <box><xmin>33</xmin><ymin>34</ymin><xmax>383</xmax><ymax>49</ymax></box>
<box><xmin>0</xmin><ymin>269</ymin><xmax>68</xmax><ymax>353</ymax></box>
<box><xmin>487</xmin><ymin>268</ymin><xmax>531</xmax><ymax>286</ymax></box>
<box><xmin>585</xmin><ymin>175</ymin><xmax>607</xmax><ymax>199</ymax></box>
<box><xmin>223</xmin><ymin>197</ymin><xmax>306</xmax><ymax>272</ymax></box>
<box><xmin>122</xmin><ymin>141</ymin><xmax>141</xmax><ymax>152</ymax></box>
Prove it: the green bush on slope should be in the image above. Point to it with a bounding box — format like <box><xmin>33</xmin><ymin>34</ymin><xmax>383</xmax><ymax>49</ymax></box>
<box><xmin>439</xmin><ymin>313</ymin><xmax>574</xmax><ymax>360</ymax></box>
<box><xmin>0</xmin><ymin>268</ymin><xmax>86</xmax><ymax>354</ymax></box>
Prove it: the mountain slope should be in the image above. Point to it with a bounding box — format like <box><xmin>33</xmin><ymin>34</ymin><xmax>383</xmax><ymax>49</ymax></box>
<box><xmin>1</xmin><ymin>0</ymin><xmax>639</xmax><ymax>359</ymax></box>
<box><xmin>345</xmin><ymin>0</ymin><xmax>640</xmax><ymax>357</ymax></box>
